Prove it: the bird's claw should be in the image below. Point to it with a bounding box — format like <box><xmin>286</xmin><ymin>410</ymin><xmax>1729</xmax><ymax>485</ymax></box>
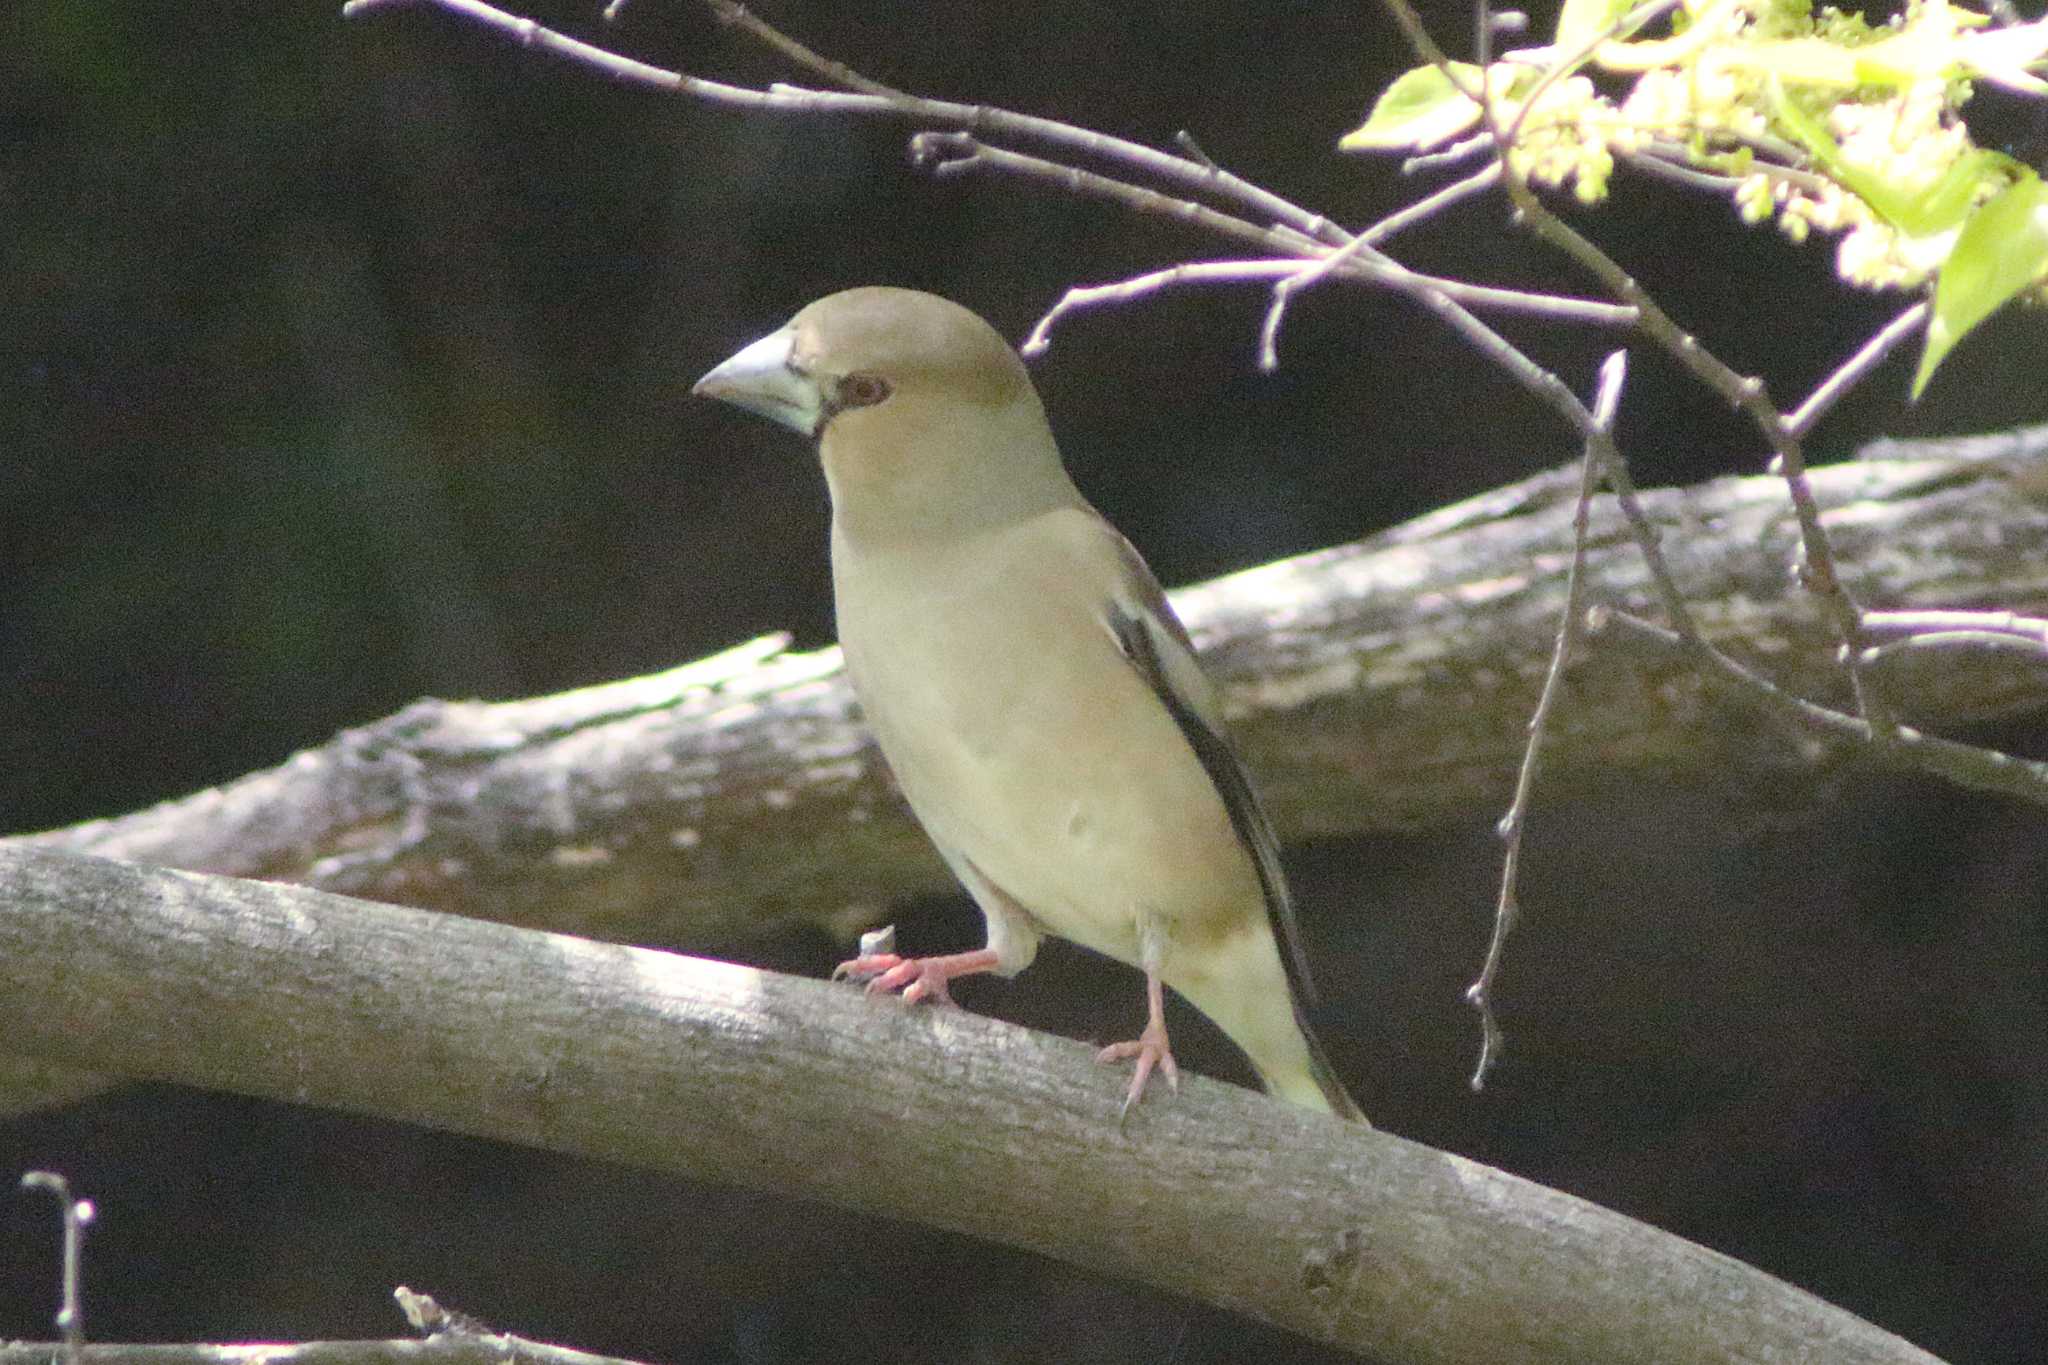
<box><xmin>833</xmin><ymin>952</ymin><xmax>958</xmax><ymax>1006</ymax></box>
<box><xmin>1097</xmin><ymin>1026</ymin><xmax>1179</xmax><ymax>1128</ymax></box>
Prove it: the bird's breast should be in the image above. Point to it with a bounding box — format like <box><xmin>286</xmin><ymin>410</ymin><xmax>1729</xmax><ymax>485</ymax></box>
<box><xmin>836</xmin><ymin>540</ymin><xmax>1258</xmax><ymax>965</ymax></box>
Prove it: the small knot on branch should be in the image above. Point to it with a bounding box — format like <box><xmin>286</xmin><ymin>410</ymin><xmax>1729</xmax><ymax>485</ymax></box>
<box><xmin>908</xmin><ymin>130</ymin><xmax>984</xmax><ymax>177</ymax></box>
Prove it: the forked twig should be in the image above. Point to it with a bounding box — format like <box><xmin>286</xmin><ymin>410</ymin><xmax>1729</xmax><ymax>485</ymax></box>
<box><xmin>1469</xmin><ymin>349</ymin><xmax>1631</xmax><ymax>1091</ymax></box>
<box><xmin>1019</xmin><ymin>253</ymin><xmax>1631</xmax><ymax>362</ymax></box>
<box><xmin>1786</xmin><ymin>302</ymin><xmax>1928</xmax><ymax>438</ymax></box>
<box><xmin>1380</xmin><ymin>0</ymin><xmax>1889</xmax><ymax>733</ymax></box>
<box><xmin>697</xmin><ymin>0</ymin><xmax>909</xmax><ymax>98</ymax></box>
<box><xmin>21</xmin><ymin>1172</ymin><xmax>94</xmax><ymax>1365</ymax></box>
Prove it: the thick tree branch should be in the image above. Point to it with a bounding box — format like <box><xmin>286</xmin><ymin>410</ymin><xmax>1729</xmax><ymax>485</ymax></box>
<box><xmin>13</xmin><ymin>438</ymin><xmax>2048</xmax><ymax>949</ymax></box>
<box><xmin>0</xmin><ymin>849</ymin><xmax>1944</xmax><ymax>1365</ymax></box>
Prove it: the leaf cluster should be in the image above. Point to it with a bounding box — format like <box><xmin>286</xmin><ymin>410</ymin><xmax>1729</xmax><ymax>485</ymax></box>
<box><xmin>1346</xmin><ymin>0</ymin><xmax>2048</xmax><ymax>393</ymax></box>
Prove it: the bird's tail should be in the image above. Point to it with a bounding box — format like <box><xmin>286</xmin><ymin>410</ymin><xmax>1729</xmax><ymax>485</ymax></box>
<box><xmin>1176</xmin><ymin>933</ymin><xmax>1370</xmax><ymax>1125</ymax></box>
<box><xmin>1258</xmin><ymin>1005</ymin><xmax>1369</xmax><ymax>1124</ymax></box>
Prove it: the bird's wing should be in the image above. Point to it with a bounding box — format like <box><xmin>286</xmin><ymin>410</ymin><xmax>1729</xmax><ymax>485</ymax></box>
<box><xmin>1084</xmin><ymin>519</ymin><xmax>1320</xmax><ymax>1007</ymax></box>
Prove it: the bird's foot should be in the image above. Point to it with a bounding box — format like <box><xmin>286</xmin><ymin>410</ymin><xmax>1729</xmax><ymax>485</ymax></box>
<box><xmin>1097</xmin><ymin>1019</ymin><xmax>1179</xmax><ymax>1126</ymax></box>
<box><xmin>832</xmin><ymin>948</ymin><xmax>1000</xmax><ymax>1007</ymax></box>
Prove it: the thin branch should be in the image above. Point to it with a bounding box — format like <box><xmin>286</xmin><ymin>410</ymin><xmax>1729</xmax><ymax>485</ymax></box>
<box><xmin>20</xmin><ymin>1172</ymin><xmax>92</xmax><ymax>1365</ymax></box>
<box><xmin>1174</xmin><ymin>128</ymin><xmax>1224</xmax><ymax>173</ymax></box>
<box><xmin>1469</xmin><ymin>349</ymin><xmax>1630</xmax><ymax>1092</ymax></box>
<box><xmin>1638</xmin><ymin>139</ymin><xmax>1833</xmax><ymax>195</ymax></box>
<box><xmin>1259</xmin><ymin>165</ymin><xmax>1608</xmax><ymax>371</ymax></box>
<box><xmin>1597</xmin><ymin>611</ymin><xmax>2048</xmax><ymax>807</ymax></box>
<box><xmin>1019</xmin><ymin>255</ymin><xmax>1632</xmax><ymax>363</ymax></box>
<box><xmin>1260</xmin><ymin>238</ymin><xmax>1385</xmax><ymax>372</ymax></box>
<box><xmin>1785</xmin><ymin>302</ymin><xmax>1929</xmax><ymax>438</ymax></box>
<box><xmin>1500</xmin><ymin>0</ymin><xmax>1689</xmax><ymax>151</ymax></box>
<box><xmin>909</xmin><ymin>131</ymin><xmax>1307</xmax><ymax>254</ymax></box>
<box><xmin>1377</xmin><ymin>0</ymin><xmax>1890</xmax><ymax>738</ymax></box>
<box><xmin>1620</xmin><ymin>148</ymin><xmax>1748</xmax><ymax>193</ymax></box>
<box><xmin>1860</xmin><ymin>609</ymin><xmax>2048</xmax><ymax>643</ymax></box>
<box><xmin>1546</xmin><ymin>196</ymin><xmax>1888</xmax><ymax>712</ymax></box>
<box><xmin>1364</xmin><ymin>163</ymin><xmax>1503</xmax><ymax>241</ymax></box>
<box><xmin>342</xmin><ymin>0</ymin><xmax>1346</xmax><ymax>246</ymax></box>
<box><xmin>698</xmin><ymin>0</ymin><xmax>909</xmax><ymax>98</ymax></box>
<box><xmin>1402</xmin><ymin>131</ymin><xmax>1497</xmax><ymax>173</ymax></box>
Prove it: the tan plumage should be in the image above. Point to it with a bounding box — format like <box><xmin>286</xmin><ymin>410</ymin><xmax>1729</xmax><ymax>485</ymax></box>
<box><xmin>695</xmin><ymin>287</ymin><xmax>1365</xmax><ymax>1123</ymax></box>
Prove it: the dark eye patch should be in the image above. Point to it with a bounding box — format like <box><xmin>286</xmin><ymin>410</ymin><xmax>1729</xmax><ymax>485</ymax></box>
<box><xmin>835</xmin><ymin>373</ymin><xmax>892</xmax><ymax>409</ymax></box>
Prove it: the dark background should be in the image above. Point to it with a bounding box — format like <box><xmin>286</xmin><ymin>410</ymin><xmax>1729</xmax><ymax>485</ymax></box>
<box><xmin>4</xmin><ymin>0</ymin><xmax>2047</xmax><ymax>1361</ymax></box>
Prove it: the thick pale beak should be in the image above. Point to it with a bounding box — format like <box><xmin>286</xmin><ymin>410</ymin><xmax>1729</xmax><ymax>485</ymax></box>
<box><xmin>692</xmin><ymin>326</ymin><xmax>823</xmax><ymax>437</ymax></box>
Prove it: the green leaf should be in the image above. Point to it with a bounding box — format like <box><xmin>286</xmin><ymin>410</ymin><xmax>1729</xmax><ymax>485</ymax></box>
<box><xmin>1908</xmin><ymin>150</ymin><xmax>2009</xmax><ymax>236</ymax></box>
<box><xmin>1339</xmin><ymin>64</ymin><xmax>1483</xmax><ymax>153</ymax></box>
<box><xmin>1914</xmin><ymin>171</ymin><xmax>2048</xmax><ymax>397</ymax></box>
<box><xmin>1555</xmin><ymin>0</ymin><xmax>1631</xmax><ymax>50</ymax></box>
<box><xmin>1766</xmin><ymin>77</ymin><xmax>2003</xmax><ymax>237</ymax></box>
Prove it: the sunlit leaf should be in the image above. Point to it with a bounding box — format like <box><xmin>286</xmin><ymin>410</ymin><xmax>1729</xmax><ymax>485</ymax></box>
<box><xmin>1767</xmin><ymin>77</ymin><xmax>2004</xmax><ymax>237</ymax></box>
<box><xmin>1555</xmin><ymin>0</ymin><xmax>1632</xmax><ymax>51</ymax></box>
<box><xmin>1727</xmin><ymin>37</ymin><xmax>1866</xmax><ymax>85</ymax></box>
<box><xmin>1955</xmin><ymin>17</ymin><xmax>2048</xmax><ymax>93</ymax></box>
<box><xmin>1724</xmin><ymin>0</ymin><xmax>1999</xmax><ymax>89</ymax></box>
<box><xmin>1339</xmin><ymin>63</ymin><xmax>1483</xmax><ymax>153</ymax></box>
<box><xmin>1907</xmin><ymin>150</ymin><xmax>2010</xmax><ymax>236</ymax></box>
<box><xmin>1914</xmin><ymin>171</ymin><xmax>2048</xmax><ymax>397</ymax></box>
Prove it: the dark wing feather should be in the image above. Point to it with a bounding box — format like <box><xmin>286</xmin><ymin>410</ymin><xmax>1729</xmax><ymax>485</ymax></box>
<box><xmin>1099</xmin><ymin>546</ymin><xmax>1320</xmax><ymax>1008</ymax></box>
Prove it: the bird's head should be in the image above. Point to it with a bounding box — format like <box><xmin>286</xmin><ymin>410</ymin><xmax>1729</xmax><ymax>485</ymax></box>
<box><xmin>693</xmin><ymin>287</ymin><xmax>1073</xmax><ymax>539</ymax></box>
<box><xmin>694</xmin><ymin>286</ymin><xmax>1031</xmax><ymax>439</ymax></box>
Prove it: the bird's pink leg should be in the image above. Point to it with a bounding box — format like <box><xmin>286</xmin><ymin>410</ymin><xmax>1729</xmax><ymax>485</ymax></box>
<box><xmin>833</xmin><ymin>948</ymin><xmax>1001</xmax><ymax>1006</ymax></box>
<box><xmin>1096</xmin><ymin>968</ymin><xmax>1179</xmax><ymax>1123</ymax></box>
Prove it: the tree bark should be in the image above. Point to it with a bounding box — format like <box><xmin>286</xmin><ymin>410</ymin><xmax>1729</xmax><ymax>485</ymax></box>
<box><xmin>12</xmin><ymin>432</ymin><xmax>2048</xmax><ymax>949</ymax></box>
<box><xmin>0</xmin><ymin>848</ymin><xmax>1946</xmax><ymax>1365</ymax></box>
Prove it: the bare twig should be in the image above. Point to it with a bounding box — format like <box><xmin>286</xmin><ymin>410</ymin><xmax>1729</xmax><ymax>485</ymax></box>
<box><xmin>1258</xmin><ymin>166</ymin><xmax>1621</xmax><ymax>370</ymax></box>
<box><xmin>1019</xmin><ymin>254</ymin><xmax>1631</xmax><ymax>363</ymax></box>
<box><xmin>1259</xmin><ymin>238</ymin><xmax>1385</xmax><ymax>372</ymax></box>
<box><xmin>906</xmin><ymin>131</ymin><xmax>1307</xmax><ymax>252</ymax></box>
<box><xmin>1376</xmin><ymin>0</ymin><xmax>1891</xmax><ymax>741</ymax></box>
<box><xmin>1402</xmin><ymin>132</ymin><xmax>1497</xmax><ymax>173</ymax></box>
<box><xmin>1786</xmin><ymin>303</ymin><xmax>1929</xmax><ymax>439</ymax></box>
<box><xmin>1365</xmin><ymin>163</ymin><xmax>1503</xmax><ymax>241</ymax></box>
<box><xmin>1469</xmin><ymin>349</ymin><xmax>1630</xmax><ymax>1091</ymax></box>
<box><xmin>340</xmin><ymin>0</ymin><xmax>1346</xmax><ymax>246</ymax></box>
<box><xmin>20</xmin><ymin>1172</ymin><xmax>94</xmax><ymax>1365</ymax></box>
<box><xmin>1636</xmin><ymin>140</ymin><xmax>1833</xmax><ymax>196</ymax></box>
<box><xmin>708</xmin><ymin>2</ymin><xmax>1350</xmax><ymax>247</ymax></box>
<box><xmin>1174</xmin><ymin>129</ymin><xmax>1223</xmax><ymax>173</ymax></box>
<box><xmin>394</xmin><ymin>1287</ymin><xmax>499</xmax><ymax>1338</ymax></box>
<box><xmin>1499</xmin><ymin>0</ymin><xmax>1688</xmax><ymax>151</ymax></box>
<box><xmin>1860</xmin><ymin>609</ymin><xmax>2048</xmax><ymax>643</ymax></box>
<box><xmin>1598</xmin><ymin>611</ymin><xmax>2048</xmax><ymax>806</ymax></box>
<box><xmin>698</xmin><ymin>0</ymin><xmax>909</xmax><ymax>98</ymax></box>
<box><xmin>1619</xmin><ymin>148</ymin><xmax>1748</xmax><ymax>193</ymax></box>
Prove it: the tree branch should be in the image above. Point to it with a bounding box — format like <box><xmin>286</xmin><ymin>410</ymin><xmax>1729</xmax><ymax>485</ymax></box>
<box><xmin>13</xmin><ymin>437</ymin><xmax>2048</xmax><ymax>950</ymax></box>
<box><xmin>0</xmin><ymin>848</ymin><xmax>1945</xmax><ymax>1365</ymax></box>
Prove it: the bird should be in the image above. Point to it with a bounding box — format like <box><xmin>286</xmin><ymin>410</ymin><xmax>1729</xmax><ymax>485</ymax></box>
<box><xmin>694</xmin><ymin>286</ymin><xmax>1365</xmax><ymax>1124</ymax></box>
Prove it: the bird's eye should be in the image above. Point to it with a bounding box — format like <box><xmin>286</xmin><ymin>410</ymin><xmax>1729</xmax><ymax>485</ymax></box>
<box><xmin>836</xmin><ymin>374</ymin><xmax>892</xmax><ymax>409</ymax></box>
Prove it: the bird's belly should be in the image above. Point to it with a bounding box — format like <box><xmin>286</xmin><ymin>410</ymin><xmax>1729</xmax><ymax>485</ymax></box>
<box><xmin>852</xmin><ymin>627</ymin><xmax>1254</xmax><ymax>968</ymax></box>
